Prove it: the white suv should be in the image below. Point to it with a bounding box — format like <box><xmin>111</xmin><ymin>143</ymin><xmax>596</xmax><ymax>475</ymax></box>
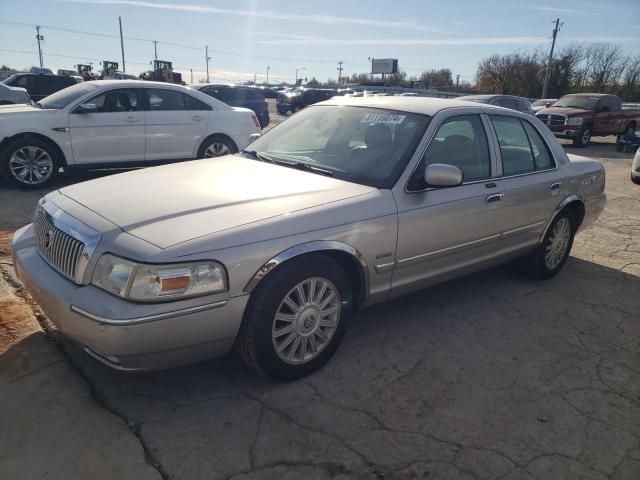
<box><xmin>0</xmin><ymin>80</ymin><xmax>261</xmax><ymax>188</ymax></box>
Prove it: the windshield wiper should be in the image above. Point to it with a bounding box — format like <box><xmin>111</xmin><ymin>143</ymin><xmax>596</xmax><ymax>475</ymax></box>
<box><xmin>33</xmin><ymin>101</ymin><xmax>43</xmax><ymax>109</ymax></box>
<box><xmin>272</xmin><ymin>159</ymin><xmax>334</xmax><ymax>177</ymax></box>
<box><xmin>241</xmin><ymin>150</ymin><xmax>275</xmax><ymax>163</ymax></box>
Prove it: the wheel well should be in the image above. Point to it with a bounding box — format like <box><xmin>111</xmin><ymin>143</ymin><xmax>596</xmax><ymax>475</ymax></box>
<box><xmin>197</xmin><ymin>133</ymin><xmax>238</xmax><ymax>156</ymax></box>
<box><xmin>251</xmin><ymin>250</ymin><xmax>367</xmax><ymax>311</ymax></box>
<box><xmin>564</xmin><ymin>201</ymin><xmax>585</xmax><ymax>229</ymax></box>
<box><xmin>0</xmin><ymin>132</ymin><xmax>67</xmax><ymax>166</ymax></box>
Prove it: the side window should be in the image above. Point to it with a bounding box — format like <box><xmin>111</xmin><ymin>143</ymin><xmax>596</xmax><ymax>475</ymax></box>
<box><xmin>409</xmin><ymin>114</ymin><xmax>491</xmax><ymax>190</ymax></box>
<box><xmin>517</xmin><ymin>100</ymin><xmax>532</xmax><ymax>113</ymax></box>
<box><xmin>147</xmin><ymin>89</ymin><xmax>186</xmax><ymax>111</ymax></box>
<box><xmin>491</xmin><ymin>115</ymin><xmax>554</xmax><ymax>175</ymax></box>
<box><xmin>611</xmin><ymin>97</ymin><xmax>621</xmax><ymax>112</ymax></box>
<box><xmin>83</xmin><ymin>89</ymin><xmax>139</xmax><ymax>113</ymax></box>
<box><xmin>521</xmin><ymin>121</ymin><xmax>554</xmax><ymax>170</ymax></box>
<box><xmin>598</xmin><ymin>97</ymin><xmax>612</xmax><ymax>112</ymax></box>
<box><xmin>500</xmin><ymin>98</ymin><xmax>519</xmax><ymax>110</ymax></box>
<box><xmin>11</xmin><ymin>76</ymin><xmax>29</xmax><ymax>88</ymax></box>
<box><xmin>184</xmin><ymin>94</ymin><xmax>211</xmax><ymax>111</ymax></box>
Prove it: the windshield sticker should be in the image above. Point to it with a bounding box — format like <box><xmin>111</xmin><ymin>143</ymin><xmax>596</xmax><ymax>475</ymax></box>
<box><xmin>361</xmin><ymin>113</ymin><xmax>406</xmax><ymax>124</ymax></box>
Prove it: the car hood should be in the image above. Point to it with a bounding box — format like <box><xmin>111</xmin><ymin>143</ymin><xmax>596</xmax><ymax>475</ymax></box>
<box><xmin>0</xmin><ymin>104</ymin><xmax>55</xmax><ymax>117</ymax></box>
<box><xmin>58</xmin><ymin>156</ymin><xmax>377</xmax><ymax>249</ymax></box>
<box><xmin>537</xmin><ymin>106</ymin><xmax>591</xmax><ymax>116</ymax></box>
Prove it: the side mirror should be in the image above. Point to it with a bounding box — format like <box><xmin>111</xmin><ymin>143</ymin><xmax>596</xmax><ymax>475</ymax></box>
<box><xmin>546</xmin><ymin>102</ymin><xmax>554</xmax><ymax>107</ymax></box>
<box><xmin>248</xmin><ymin>133</ymin><xmax>261</xmax><ymax>143</ymax></box>
<box><xmin>75</xmin><ymin>103</ymin><xmax>98</xmax><ymax>113</ymax></box>
<box><xmin>424</xmin><ymin>163</ymin><xmax>463</xmax><ymax>187</ymax></box>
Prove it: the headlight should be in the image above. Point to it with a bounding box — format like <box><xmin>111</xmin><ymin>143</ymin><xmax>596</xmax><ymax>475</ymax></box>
<box><xmin>566</xmin><ymin>117</ymin><xmax>583</xmax><ymax>126</ymax></box>
<box><xmin>92</xmin><ymin>254</ymin><xmax>227</xmax><ymax>301</ymax></box>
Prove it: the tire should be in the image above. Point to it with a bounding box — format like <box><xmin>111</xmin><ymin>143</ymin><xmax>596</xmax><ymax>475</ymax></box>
<box><xmin>292</xmin><ymin>105</ymin><xmax>300</xmax><ymax>113</ymax></box>
<box><xmin>197</xmin><ymin>135</ymin><xmax>237</xmax><ymax>159</ymax></box>
<box><xmin>0</xmin><ymin>137</ymin><xmax>59</xmax><ymax>188</ymax></box>
<box><xmin>625</xmin><ymin>123</ymin><xmax>636</xmax><ymax>135</ymax></box>
<box><xmin>518</xmin><ymin>210</ymin><xmax>575</xmax><ymax>280</ymax></box>
<box><xmin>236</xmin><ymin>255</ymin><xmax>353</xmax><ymax>381</ymax></box>
<box><xmin>573</xmin><ymin>125</ymin><xmax>591</xmax><ymax>148</ymax></box>
<box><xmin>632</xmin><ymin>173</ymin><xmax>640</xmax><ymax>185</ymax></box>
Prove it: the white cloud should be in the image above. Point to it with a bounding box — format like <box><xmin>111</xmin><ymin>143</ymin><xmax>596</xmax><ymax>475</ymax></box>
<box><xmin>63</xmin><ymin>0</ymin><xmax>448</xmax><ymax>32</ymax></box>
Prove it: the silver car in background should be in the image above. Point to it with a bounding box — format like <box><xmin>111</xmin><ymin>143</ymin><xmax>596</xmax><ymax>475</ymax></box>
<box><xmin>12</xmin><ymin>97</ymin><xmax>606</xmax><ymax>380</ymax></box>
<box><xmin>0</xmin><ymin>82</ymin><xmax>30</xmax><ymax>105</ymax></box>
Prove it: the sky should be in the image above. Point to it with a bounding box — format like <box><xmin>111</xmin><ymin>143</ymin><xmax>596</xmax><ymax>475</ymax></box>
<box><xmin>1</xmin><ymin>0</ymin><xmax>639</xmax><ymax>84</ymax></box>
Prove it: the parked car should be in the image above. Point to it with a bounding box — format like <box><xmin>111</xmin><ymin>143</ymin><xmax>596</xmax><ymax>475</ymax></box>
<box><xmin>276</xmin><ymin>88</ymin><xmax>336</xmax><ymax>114</ymax></box>
<box><xmin>0</xmin><ymin>80</ymin><xmax>261</xmax><ymax>188</ymax></box>
<box><xmin>531</xmin><ymin>98</ymin><xmax>558</xmax><ymax>112</ymax></box>
<box><xmin>632</xmin><ymin>147</ymin><xmax>640</xmax><ymax>184</ymax></box>
<box><xmin>193</xmin><ymin>84</ymin><xmax>270</xmax><ymax>128</ymax></box>
<box><xmin>3</xmin><ymin>73</ymin><xmax>77</xmax><ymax>102</ymax></box>
<box><xmin>12</xmin><ymin>96</ymin><xmax>606</xmax><ymax>380</ymax></box>
<box><xmin>0</xmin><ymin>82</ymin><xmax>30</xmax><ymax>105</ymax></box>
<box><xmin>536</xmin><ymin>94</ymin><xmax>640</xmax><ymax>147</ymax></box>
<box><xmin>457</xmin><ymin>94</ymin><xmax>535</xmax><ymax>115</ymax></box>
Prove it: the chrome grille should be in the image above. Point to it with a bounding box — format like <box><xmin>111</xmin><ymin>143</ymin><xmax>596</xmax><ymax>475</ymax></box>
<box><xmin>33</xmin><ymin>208</ymin><xmax>86</xmax><ymax>283</ymax></box>
<box><xmin>536</xmin><ymin>114</ymin><xmax>566</xmax><ymax>127</ymax></box>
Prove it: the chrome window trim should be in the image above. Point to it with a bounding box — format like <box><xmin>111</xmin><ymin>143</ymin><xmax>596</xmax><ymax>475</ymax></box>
<box><xmin>38</xmin><ymin>199</ymin><xmax>101</xmax><ymax>284</ymax></box>
<box><xmin>70</xmin><ymin>300</ymin><xmax>228</xmax><ymax>325</ymax></box>
<box><xmin>487</xmin><ymin>114</ymin><xmax>559</xmax><ymax>179</ymax></box>
<box><xmin>404</xmin><ymin>110</ymin><xmax>498</xmax><ymax>194</ymax></box>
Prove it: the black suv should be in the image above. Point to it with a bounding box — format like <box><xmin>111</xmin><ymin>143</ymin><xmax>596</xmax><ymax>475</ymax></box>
<box><xmin>3</xmin><ymin>74</ymin><xmax>78</xmax><ymax>102</ymax></box>
<box><xmin>193</xmin><ymin>84</ymin><xmax>270</xmax><ymax>128</ymax></box>
<box><xmin>276</xmin><ymin>88</ymin><xmax>337</xmax><ymax>114</ymax></box>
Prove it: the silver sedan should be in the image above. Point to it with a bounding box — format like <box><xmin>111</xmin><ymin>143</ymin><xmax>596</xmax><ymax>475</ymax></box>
<box><xmin>13</xmin><ymin>96</ymin><xmax>607</xmax><ymax>380</ymax></box>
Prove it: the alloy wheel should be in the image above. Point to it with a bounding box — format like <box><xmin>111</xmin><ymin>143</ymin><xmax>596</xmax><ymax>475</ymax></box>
<box><xmin>545</xmin><ymin>218</ymin><xmax>571</xmax><ymax>270</ymax></box>
<box><xmin>9</xmin><ymin>146</ymin><xmax>54</xmax><ymax>185</ymax></box>
<box><xmin>204</xmin><ymin>142</ymin><xmax>231</xmax><ymax>158</ymax></box>
<box><xmin>271</xmin><ymin>277</ymin><xmax>341</xmax><ymax>365</ymax></box>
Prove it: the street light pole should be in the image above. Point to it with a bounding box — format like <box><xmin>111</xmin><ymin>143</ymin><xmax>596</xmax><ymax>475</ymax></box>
<box><xmin>35</xmin><ymin>26</ymin><xmax>44</xmax><ymax>68</ymax></box>
<box><xmin>295</xmin><ymin>67</ymin><xmax>306</xmax><ymax>85</ymax></box>
<box><xmin>118</xmin><ymin>16</ymin><xmax>126</xmax><ymax>72</ymax></box>
<box><xmin>266</xmin><ymin>66</ymin><xmax>270</xmax><ymax>85</ymax></box>
<box><xmin>205</xmin><ymin>46</ymin><xmax>211</xmax><ymax>83</ymax></box>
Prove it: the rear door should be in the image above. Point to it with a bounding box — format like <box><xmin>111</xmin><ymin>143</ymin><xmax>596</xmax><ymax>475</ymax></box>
<box><xmin>144</xmin><ymin>88</ymin><xmax>211</xmax><ymax>160</ymax></box>
<box><xmin>68</xmin><ymin>87</ymin><xmax>146</xmax><ymax>164</ymax></box>
<box><xmin>593</xmin><ymin>97</ymin><xmax>612</xmax><ymax>135</ymax></box>
<box><xmin>488</xmin><ymin>114</ymin><xmax>564</xmax><ymax>251</ymax></box>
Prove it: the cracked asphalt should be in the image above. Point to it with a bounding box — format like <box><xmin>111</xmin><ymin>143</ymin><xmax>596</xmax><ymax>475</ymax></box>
<box><xmin>0</xmin><ymin>136</ymin><xmax>638</xmax><ymax>480</ymax></box>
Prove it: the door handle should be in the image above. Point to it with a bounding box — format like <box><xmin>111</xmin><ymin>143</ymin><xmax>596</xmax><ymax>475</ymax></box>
<box><xmin>550</xmin><ymin>182</ymin><xmax>562</xmax><ymax>190</ymax></box>
<box><xmin>486</xmin><ymin>193</ymin><xmax>504</xmax><ymax>203</ymax></box>
<box><xmin>192</xmin><ymin>115</ymin><xmax>203</xmax><ymax>121</ymax></box>
<box><xmin>126</xmin><ymin>116</ymin><xmax>139</xmax><ymax>123</ymax></box>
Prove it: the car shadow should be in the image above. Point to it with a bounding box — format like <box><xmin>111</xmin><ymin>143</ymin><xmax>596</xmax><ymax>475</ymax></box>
<box><xmin>34</xmin><ymin>254</ymin><xmax>639</xmax><ymax>412</ymax></box>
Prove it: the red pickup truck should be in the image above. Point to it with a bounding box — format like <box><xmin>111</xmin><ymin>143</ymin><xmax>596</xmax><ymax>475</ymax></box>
<box><xmin>535</xmin><ymin>93</ymin><xmax>640</xmax><ymax>147</ymax></box>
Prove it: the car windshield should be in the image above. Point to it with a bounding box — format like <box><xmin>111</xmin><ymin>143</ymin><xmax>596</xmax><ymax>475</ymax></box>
<box><xmin>37</xmin><ymin>82</ymin><xmax>99</xmax><ymax>109</ymax></box>
<box><xmin>553</xmin><ymin>95</ymin><xmax>600</xmax><ymax>110</ymax></box>
<box><xmin>532</xmin><ymin>99</ymin><xmax>552</xmax><ymax>107</ymax></box>
<box><xmin>2</xmin><ymin>74</ymin><xmax>19</xmax><ymax>85</ymax></box>
<box><xmin>242</xmin><ymin>105</ymin><xmax>430</xmax><ymax>188</ymax></box>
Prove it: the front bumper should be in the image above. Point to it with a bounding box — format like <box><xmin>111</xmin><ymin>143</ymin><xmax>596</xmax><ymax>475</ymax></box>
<box><xmin>12</xmin><ymin>224</ymin><xmax>248</xmax><ymax>371</ymax></box>
<box><xmin>546</xmin><ymin>125</ymin><xmax>581</xmax><ymax>138</ymax></box>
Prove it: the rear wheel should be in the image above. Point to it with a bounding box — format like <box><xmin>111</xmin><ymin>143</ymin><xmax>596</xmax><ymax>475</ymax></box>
<box><xmin>236</xmin><ymin>255</ymin><xmax>353</xmax><ymax>381</ymax></box>
<box><xmin>197</xmin><ymin>135</ymin><xmax>237</xmax><ymax>159</ymax></box>
<box><xmin>573</xmin><ymin>126</ymin><xmax>592</xmax><ymax>148</ymax></box>
<box><xmin>0</xmin><ymin>137</ymin><xmax>58</xmax><ymax>188</ymax></box>
<box><xmin>518</xmin><ymin>210</ymin><xmax>575</xmax><ymax>279</ymax></box>
<box><xmin>632</xmin><ymin>173</ymin><xmax>640</xmax><ymax>185</ymax></box>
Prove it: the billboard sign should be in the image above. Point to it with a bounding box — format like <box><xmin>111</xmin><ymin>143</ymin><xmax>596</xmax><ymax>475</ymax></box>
<box><xmin>371</xmin><ymin>58</ymin><xmax>398</xmax><ymax>75</ymax></box>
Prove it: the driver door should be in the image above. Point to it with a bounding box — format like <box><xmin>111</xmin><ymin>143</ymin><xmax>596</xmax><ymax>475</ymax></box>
<box><xmin>392</xmin><ymin>113</ymin><xmax>505</xmax><ymax>297</ymax></box>
<box><xmin>68</xmin><ymin>87</ymin><xmax>146</xmax><ymax>165</ymax></box>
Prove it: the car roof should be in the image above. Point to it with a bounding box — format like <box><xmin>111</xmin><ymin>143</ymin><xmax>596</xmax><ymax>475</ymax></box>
<box><xmin>562</xmin><ymin>93</ymin><xmax>609</xmax><ymax>97</ymax></box>
<box><xmin>88</xmin><ymin>80</ymin><xmax>186</xmax><ymax>89</ymax></box>
<box><xmin>320</xmin><ymin>95</ymin><xmax>517</xmax><ymax>116</ymax></box>
<box><xmin>457</xmin><ymin>94</ymin><xmax>527</xmax><ymax>101</ymax></box>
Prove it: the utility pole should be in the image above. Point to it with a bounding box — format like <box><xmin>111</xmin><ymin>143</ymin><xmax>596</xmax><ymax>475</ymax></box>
<box><xmin>266</xmin><ymin>66</ymin><xmax>270</xmax><ymax>85</ymax></box>
<box><xmin>118</xmin><ymin>16</ymin><xmax>126</xmax><ymax>72</ymax></box>
<box><xmin>295</xmin><ymin>67</ymin><xmax>306</xmax><ymax>85</ymax></box>
<box><xmin>190</xmin><ymin>68</ymin><xmax>193</xmax><ymax>84</ymax></box>
<box><xmin>456</xmin><ymin>74</ymin><xmax>460</xmax><ymax>90</ymax></box>
<box><xmin>153</xmin><ymin>40</ymin><xmax>158</xmax><ymax>61</ymax></box>
<box><xmin>205</xmin><ymin>46</ymin><xmax>210</xmax><ymax>83</ymax></box>
<box><xmin>542</xmin><ymin>18</ymin><xmax>561</xmax><ymax>99</ymax></box>
<box><xmin>337</xmin><ymin>61</ymin><xmax>343</xmax><ymax>85</ymax></box>
<box><xmin>35</xmin><ymin>26</ymin><xmax>44</xmax><ymax>68</ymax></box>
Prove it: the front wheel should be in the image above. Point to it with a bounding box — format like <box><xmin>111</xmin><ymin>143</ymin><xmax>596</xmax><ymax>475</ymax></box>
<box><xmin>573</xmin><ymin>126</ymin><xmax>591</xmax><ymax>148</ymax></box>
<box><xmin>518</xmin><ymin>210</ymin><xmax>575</xmax><ymax>279</ymax></box>
<box><xmin>236</xmin><ymin>255</ymin><xmax>353</xmax><ymax>381</ymax></box>
<box><xmin>0</xmin><ymin>138</ymin><xmax>58</xmax><ymax>188</ymax></box>
<box><xmin>632</xmin><ymin>173</ymin><xmax>640</xmax><ymax>185</ymax></box>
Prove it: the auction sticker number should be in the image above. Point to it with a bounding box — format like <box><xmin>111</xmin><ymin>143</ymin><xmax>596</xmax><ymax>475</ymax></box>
<box><xmin>361</xmin><ymin>113</ymin><xmax>406</xmax><ymax>124</ymax></box>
